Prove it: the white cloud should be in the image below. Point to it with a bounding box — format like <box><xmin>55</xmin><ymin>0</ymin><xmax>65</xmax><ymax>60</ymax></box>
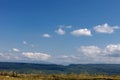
<box><xmin>71</xmin><ymin>28</ymin><xmax>92</xmax><ymax>36</ymax></box>
<box><xmin>78</xmin><ymin>44</ymin><xmax>120</xmax><ymax>63</ymax></box>
<box><xmin>58</xmin><ymin>25</ymin><xmax>72</xmax><ymax>29</ymax></box>
<box><xmin>0</xmin><ymin>53</ymin><xmax>4</xmax><ymax>57</ymax></box>
<box><xmin>12</xmin><ymin>48</ymin><xmax>20</xmax><ymax>52</ymax></box>
<box><xmin>78</xmin><ymin>46</ymin><xmax>101</xmax><ymax>57</ymax></box>
<box><xmin>78</xmin><ymin>44</ymin><xmax>120</xmax><ymax>57</ymax></box>
<box><xmin>0</xmin><ymin>53</ymin><xmax>10</xmax><ymax>60</ymax></box>
<box><xmin>61</xmin><ymin>55</ymin><xmax>78</xmax><ymax>59</ymax></box>
<box><xmin>55</xmin><ymin>28</ymin><xmax>65</xmax><ymax>35</ymax></box>
<box><xmin>22</xmin><ymin>41</ymin><xmax>35</xmax><ymax>48</ymax></box>
<box><xmin>42</xmin><ymin>34</ymin><xmax>51</xmax><ymax>38</ymax></box>
<box><xmin>94</xmin><ymin>23</ymin><xmax>119</xmax><ymax>34</ymax></box>
<box><xmin>22</xmin><ymin>52</ymin><xmax>51</xmax><ymax>61</ymax></box>
<box><xmin>106</xmin><ymin>44</ymin><xmax>120</xmax><ymax>52</ymax></box>
<box><xmin>23</xmin><ymin>41</ymin><xmax>27</xmax><ymax>45</ymax></box>
<box><xmin>49</xmin><ymin>55</ymin><xmax>81</xmax><ymax>65</ymax></box>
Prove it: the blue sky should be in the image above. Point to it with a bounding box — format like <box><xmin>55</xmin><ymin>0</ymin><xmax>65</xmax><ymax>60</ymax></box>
<box><xmin>0</xmin><ymin>0</ymin><xmax>120</xmax><ymax>64</ymax></box>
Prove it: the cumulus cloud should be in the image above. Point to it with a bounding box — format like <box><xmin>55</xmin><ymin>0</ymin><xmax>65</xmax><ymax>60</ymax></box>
<box><xmin>71</xmin><ymin>28</ymin><xmax>92</xmax><ymax>36</ymax></box>
<box><xmin>12</xmin><ymin>48</ymin><xmax>20</xmax><ymax>52</ymax></box>
<box><xmin>94</xmin><ymin>23</ymin><xmax>119</xmax><ymax>34</ymax></box>
<box><xmin>78</xmin><ymin>44</ymin><xmax>120</xmax><ymax>63</ymax></box>
<box><xmin>42</xmin><ymin>34</ymin><xmax>51</xmax><ymax>38</ymax></box>
<box><xmin>0</xmin><ymin>51</ymin><xmax>51</xmax><ymax>62</ymax></box>
<box><xmin>106</xmin><ymin>44</ymin><xmax>120</xmax><ymax>52</ymax></box>
<box><xmin>55</xmin><ymin>28</ymin><xmax>65</xmax><ymax>35</ymax></box>
<box><xmin>22</xmin><ymin>52</ymin><xmax>51</xmax><ymax>61</ymax></box>
<box><xmin>78</xmin><ymin>46</ymin><xmax>101</xmax><ymax>57</ymax></box>
<box><xmin>79</xmin><ymin>44</ymin><xmax>120</xmax><ymax>57</ymax></box>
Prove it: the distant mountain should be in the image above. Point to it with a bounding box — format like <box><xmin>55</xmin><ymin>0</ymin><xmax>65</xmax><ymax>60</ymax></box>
<box><xmin>0</xmin><ymin>62</ymin><xmax>120</xmax><ymax>75</ymax></box>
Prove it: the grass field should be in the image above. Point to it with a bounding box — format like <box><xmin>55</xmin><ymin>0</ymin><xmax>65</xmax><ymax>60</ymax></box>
<box><xmin>1</xmin><ymin>72</ymin><xmax>120</xmax><ymax>80</ymax></box>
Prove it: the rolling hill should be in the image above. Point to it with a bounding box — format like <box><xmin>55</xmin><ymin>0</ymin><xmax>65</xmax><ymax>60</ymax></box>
<box><xmin>0</xmin><ymin>62</ymin><xmax>120</xmax><ymax>75</ymax></box>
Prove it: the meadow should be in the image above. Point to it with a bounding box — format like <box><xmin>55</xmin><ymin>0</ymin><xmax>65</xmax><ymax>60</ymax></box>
<box><xmin>1</xmin><ymin>63</ymin><xmax>120</xmax><ymax>80</ymax></box>
<box><xmin>0</xmin><ymin>71</ymin><xmax>120</xmax><ymax>80</ymax></box>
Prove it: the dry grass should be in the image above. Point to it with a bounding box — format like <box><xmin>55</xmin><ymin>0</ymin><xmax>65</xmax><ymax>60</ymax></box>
<box><xmin>1</xmin><ymin>73</ymin><xmax>120</xmax><ymax>80</ymax></box>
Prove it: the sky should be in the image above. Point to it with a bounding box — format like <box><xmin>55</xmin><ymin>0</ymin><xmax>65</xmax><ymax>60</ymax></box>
<box><xmin>0</xmin><ymin>0</ymin><xmax>120</xmax><ymax>64</ymax></box>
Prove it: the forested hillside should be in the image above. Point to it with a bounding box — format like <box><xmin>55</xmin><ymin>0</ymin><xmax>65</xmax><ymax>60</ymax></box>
<box><xmin>0</xmin><ymin>62</ymin><xmax>120</xmax><ymax>75</ymax></box>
